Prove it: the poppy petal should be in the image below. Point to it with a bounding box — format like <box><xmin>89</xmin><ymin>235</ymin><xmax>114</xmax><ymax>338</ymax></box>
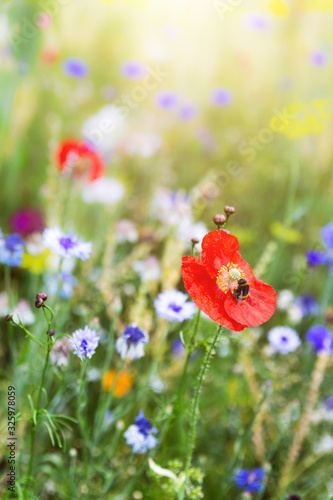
<box><xmin>201</xmin><ymin>230</ymin><xmax>240</xmax><ymax>279</ymax></box>
<box><xmin>181</xmin><ymin>256</ymin><xmax>247</xmax><ymax>332</ymax></box>
<box><xmin>224</xmin><ymin>279</ymin><xmax>277</xmax><ymax>327</ymax></box>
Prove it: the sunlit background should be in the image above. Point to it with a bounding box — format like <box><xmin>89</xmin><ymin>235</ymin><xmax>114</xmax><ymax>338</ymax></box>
<box><xmin>1</xmin><ymin>0</ymin><xmax>333</xmax><ymax>498</ymax></box>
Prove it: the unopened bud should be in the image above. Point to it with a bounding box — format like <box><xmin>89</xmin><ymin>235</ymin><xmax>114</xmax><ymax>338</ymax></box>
<box><xmin>35</xmin><ymin>298</ymin><xmax>44</xmax><ymax>308</ymax></box>
<box><xmin>213</xmin><ymin>214</ymin><xmax>227</xmax><ymax>227</ymax></box>
<box><xmin>47</xmin><ymin>329</ymin><xmax>55</xmax><ymax>336</ymax></box>
<box><xmin>36</xmin><ymin>292</ymin><xmax>48</xmax><ymax>301</ymax></box>
<box><xmin>191</xmin><ymin>237</ymin><xmax>200</xmax><ymax>245</ymax></box>
<box><xmin>5</xmin><ymin>313</ymin><xmax>13</xmax><ymax>322</ymax></box>
<box><xmin>224</xmin><ymin>205</ymin><xmax>235</xmax><ymax>216</ymax></box>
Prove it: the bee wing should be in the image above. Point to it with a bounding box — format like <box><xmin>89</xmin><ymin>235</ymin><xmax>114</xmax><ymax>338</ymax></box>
<box><xmin>236</xmin><ymin>288</ymin><xmax>245</xmax><ymax>306</ymax></box>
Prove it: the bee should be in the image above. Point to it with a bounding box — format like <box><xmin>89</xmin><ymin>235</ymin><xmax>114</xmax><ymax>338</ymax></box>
<box><xmin>232</xmin><ymin>278</ymin><xmax>250</xmax><ymax>302</ymax></box>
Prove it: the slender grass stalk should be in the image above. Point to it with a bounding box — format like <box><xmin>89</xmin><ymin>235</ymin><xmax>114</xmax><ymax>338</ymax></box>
<box><xmin>26</xmin><ymin>331</ymin><xmax>52</xmax><ymax>490</ymax></box>
<box><xmin>178</xmin><ymin>325</ymin><xmax>223</xmax><ymax>500</ymax></box>
<box><xmin>93</xmin><ymin>358</ymin><xmax>125</xmax><ymax>444</ymax></box>
<box><xmin>278</xmin><ymin>349</ymin><xmax>330</xmax><ymax>495</ymax></box>
<box><xmin>176</xmin><ymin>309</ymin><xmax>201</xmax><ymax>408</ymax></box>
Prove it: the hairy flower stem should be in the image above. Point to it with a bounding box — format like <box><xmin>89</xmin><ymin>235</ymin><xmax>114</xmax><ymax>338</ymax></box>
<box><xmin>178</xmin><ymin>325</ymin><xmax>223</xmax><ymax>500</ymax></box>
<box><xmin>26</xmin><ymin>331</ymin><xmax>52</xmax><ymax>490</ymax></box>
<box><xmin>278</xmin><ymin>349</ymin><xmax>330</xmax><ymax>495</ymax></box>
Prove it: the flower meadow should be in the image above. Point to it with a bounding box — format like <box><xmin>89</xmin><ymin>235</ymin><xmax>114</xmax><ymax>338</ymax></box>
<box><xmin>1</xmin><ymin>1</ymin><xmax>333</xmax><ymax>499</ymax></box>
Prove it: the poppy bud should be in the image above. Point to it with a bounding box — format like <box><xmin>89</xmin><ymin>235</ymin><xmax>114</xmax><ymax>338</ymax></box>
<box><xmin>213</xmin><ymin>214</ymin><xmax>227</xmax><ymax>228</ymax></box>
<box><xmin>36</xmin><ymin>292</ymin><xmax>48</xmax><ymax>301</ymax></box>
<box><xmin>47</xmin><ymin>329</ymin><xmax>55</xmax><ymax>336</ymax></box>
<box><xmin>35</xmin><ymin>298</ymin><xmax>44</xmax><ymax>308</ymax></box>
<box><xmin>5</xmin><ymin>314</ymin><xmax>13</xmax><ymax>322</ymax></box>
<box><xmin>191</xmin><ymin>237</ymin><xmax>200</xmax><ymax>245</ymax></box>
<box><xmin>224</xmin><ymin>205</ymin><xmax>235</xmax><ymax>216</ymax></box>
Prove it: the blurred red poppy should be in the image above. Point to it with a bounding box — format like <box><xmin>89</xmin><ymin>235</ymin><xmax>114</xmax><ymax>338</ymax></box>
<box><xmin>181</xmin><ymin>230</ymin><xmax>277</xmax><ymax>331</ymax></box>
<box><xmin>56</xmin><ymin>139</ymin><xmax>105</xmax><ymax>182</ymax></box>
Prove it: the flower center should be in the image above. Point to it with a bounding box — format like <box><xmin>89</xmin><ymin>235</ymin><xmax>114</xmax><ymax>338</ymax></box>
<box><xmin>168</xmin><ymin>303</ymin><xmax>182</xmax><ymax>313</ymax></box>
<box><xmin>59</xmin><ymin>236</ymin><xmax>76</xmax><ymax>250</ymax></box>
<box><xmin>135</xmin><ymin>416</ymin><xmax>152</xmax><ymax>437</ymax></box>
<box><xmin>80</xmin><ymin>339</ymin><xmax>88</xmax><ymax>355</ymax></box>
<box><xmin>216</xmin><ymin>262</ymin><xmax>245</xmax><ymax>294</ymax></box>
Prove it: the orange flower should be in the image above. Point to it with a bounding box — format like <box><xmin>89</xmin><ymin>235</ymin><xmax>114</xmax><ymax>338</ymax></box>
<box><xmin>102</xmin><ymin>370</ymin><xmax>134</xmax><ymax>397</ymax></box>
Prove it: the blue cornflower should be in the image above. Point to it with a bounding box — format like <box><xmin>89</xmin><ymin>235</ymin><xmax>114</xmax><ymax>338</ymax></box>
<box><xmin>211</xmin><ymin>87</ymin><xmax>233</xmax><ymax>107</ymax></box>
<box><xmin>307</xmin><ymin>222</ymin><xmax>333</xmax><ymax>273</ymax></box>
<box><xmin>154</xmin><ymin>290</ymin><xmax>196</xmax><ymax>322</ymax></box>
<box><xmin>268</xmin><ymin>326</ymin><xmax>301</xmax><ymax>354</ymax></box>
<box><xmin>155</xmin><ymin>90</ymin><xmax>179</xmax><ymax>110</ymax></box>
<box><xmin>124</xmin><ymin>410</ymin><xmax>158</xmax><ymax>454</ymax></box>
<box><xmin>121</xmin><ymin>60</ymin><xmax>147</xmax><ymax>79</ymax></box>
<box><xmin>115</xmin><ymin>324</ymin><xmax>149</xmax><ymax>360</ymax></box>
<box><xmin>0</xmin><ymin>233</ymin><xmax>26</xmax><ymax>267</ymax></box>
<box><xmin>294</xmin><ymin>294</ymin><xmax>320</xmax><ymax>317</ymax></box>
<box><xmin>43</xmin><ymin>226</ymin><xmax>92</xmax><ymax>261</ymax></box>
<box><xmin>69</xmin><ymin>325</ymin><xmax>100</xmax><ymax>360</ymax></box>
<box><xmin>233</xmin><ymin>467</ymin><xmax>265</xmax><ymax>493</ymax></box>
<box><xmin>62</xmin><ymin>57</ymin><xmax>89</xmax><ymax>78</ymax></box>
<box><xmin>306</xmin><ymin>324</ymin><xmax>333</xmax><ymax>353</ymax></box>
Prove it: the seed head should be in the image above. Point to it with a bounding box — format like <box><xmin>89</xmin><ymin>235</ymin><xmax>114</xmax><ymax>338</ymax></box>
<box><xmin>191</xmin><ymin>237</ymin><xmax>200</xmax><ymax>245</ymax></box>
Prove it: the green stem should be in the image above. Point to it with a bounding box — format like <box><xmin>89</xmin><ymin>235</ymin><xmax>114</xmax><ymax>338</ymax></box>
<box><xmin>26</xmin><ymin>333</ymin><xmax>51</xmax><ymax>488</ymax></box>
<box><xmin>178</xmin><ymin>325</ymin><xmax>223</xmax><ymax>500</ymax></box>
<box><xmin>77</xmin><ymin>360</ymin><xmax>89</xmax><ymax>480</ymax></box>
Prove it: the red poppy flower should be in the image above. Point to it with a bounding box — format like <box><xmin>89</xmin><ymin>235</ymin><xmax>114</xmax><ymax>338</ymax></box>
<box><xmin>56</xmin><ymin>139</ymin><xmax>105</xmax><ymax>182</ymax></box>
<box><xmin>181</xmin><ymin>230</ymin><xmax>277</xmax><ymax>332</ymax></box>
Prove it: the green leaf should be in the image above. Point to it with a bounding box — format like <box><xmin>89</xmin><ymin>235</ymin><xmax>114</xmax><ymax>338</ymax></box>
<box><xmin>53</xmin><ymin>429</ymin><xmax>63</xmax><ymax>448</ymax></box>
<box><xmin>42</xmin><ymin>421</ymin><xmax>55</xmax><ymax>446</ymax></box>
<box><xmin>179</xmin><ymin>330</ymin><xmax>186</xmax><ymax>347</ymax></box>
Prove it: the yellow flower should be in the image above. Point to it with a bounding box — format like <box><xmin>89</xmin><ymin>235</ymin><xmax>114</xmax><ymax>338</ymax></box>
<box><xmin>102</xmin><ymin>370</ymin><xmax>134</xmax><ymax>397</ymax></box>
<box><xmin>303</xmin><ymin>0</ymin><xmax>333</xmax><ymax>11</ymax></box>
<box><xmin>21</xmin><ymin>249</ymin><xmax>51</xmax><ymax>274</ymax></box>
<box><xmin>270</xmin><ymin>222</ymin><xmax>302</xmax><ymax>244</ymax></box>
<box><xmin>270</xmin><ymin>99</ymin><xmax>330</xmax><ymax>139</ymax></box>
<box><xmin>268</xmin><ymin>0</ymin><xmax>290</xmax><ymax>15</ymax></box>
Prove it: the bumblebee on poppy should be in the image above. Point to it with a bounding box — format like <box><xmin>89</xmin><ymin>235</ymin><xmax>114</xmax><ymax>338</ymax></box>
<box><xmin>232</xmin><ymin>278</ymin><xmax>250</xmax><ymax>302</ymax></box>
<box><xmin>181</xmin><ymin>230</ymin><xmax>277</xmax><ymax>331</ymax></box>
